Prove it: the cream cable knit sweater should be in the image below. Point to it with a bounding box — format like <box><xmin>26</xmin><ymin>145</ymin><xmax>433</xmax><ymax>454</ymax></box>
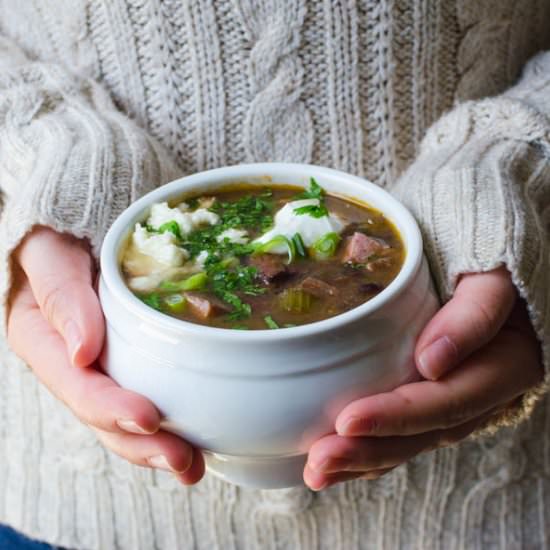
<box><xmin>1</xmin><ymin>1</ymin><xmax>550</xmax><ymax>549</ymax></box>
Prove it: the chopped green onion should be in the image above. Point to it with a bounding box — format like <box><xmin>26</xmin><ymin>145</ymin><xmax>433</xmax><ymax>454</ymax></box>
<box><xmin>292</xmin><ymin>233</ymin><xmax>307</xmax><ymax>258</ymax></box>
<box><xmin>158</xmin><ymin>220</ymin><xmax>183</xmax><ymax>240</ymax></box>
<box><xmin>284</xmin><ymin>323</ymin><xmax>297</xmax><ymax>328</ymax></box>
<box><xmin>264</xmin><ymin>315</ymin><xmax>280</xmax><ymax>329</ymax></box>
<box><xmin>311</xmin><ymin>232</ymin><xmax>341</xmax><ymax>260</ymax></box>
<box><xmin>253</xmin><ymin>235</ymin><xmax>296</xmax><ymax>264</ymax></box>
<box><xmin>163</xmin><ymin>293</ymin><xmax>186</xmax><ymax>313</ymax></box>
<box><xmin>231</xmin><ymin>324</ymin><xmax>250</xmax><ymax>330</ymax></box>
<box><xmin>159</xmin><ymin>272</ymin><xmax>208</xmax><ymax>292</ymax></box>
<box><xmin>141</xmin><ymin>293</ymin><xmax>162</xmax><ymax>310</ymax></box>
<box><xmin>279</xmin><ymin>289</ymin><xmax>312</xmax><ymax>313</ymax></box>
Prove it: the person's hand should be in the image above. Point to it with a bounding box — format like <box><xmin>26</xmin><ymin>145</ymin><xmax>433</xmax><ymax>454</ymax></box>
<box><xmin>6</xmin><ymin>226</ymin><xmax>204</xmax><ymax>484</ymax></box>
<box><xmin>304</xmin><ymin>267</ymin><xmax>543</xmax><ymax>490</ymax></box>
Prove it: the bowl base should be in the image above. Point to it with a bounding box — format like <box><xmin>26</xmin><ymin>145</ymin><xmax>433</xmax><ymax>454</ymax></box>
<box><xmin>203</xmin><ymin>451</ymin><xmax>307</xmax><ymax>489</ymax></box>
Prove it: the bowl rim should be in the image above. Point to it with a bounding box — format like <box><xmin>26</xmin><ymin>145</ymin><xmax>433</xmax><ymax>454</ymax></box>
<box><xmin>100</xmin><ymin>162</ymin><xmax>423</xmax><ymax>341</ymax></box>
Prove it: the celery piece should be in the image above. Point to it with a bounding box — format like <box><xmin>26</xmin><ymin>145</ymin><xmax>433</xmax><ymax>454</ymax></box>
<box><xmin>279</xmin><ymin>289</ymin><xmax>312</xmax><ymax>313</ymax></box>
<box><xmin>310</xmin><ymin>232</ymin><xmax>341</xmax><ymax>260</ymax></box>
<box><xmin>163</xmin><ymin>293</ymin><xmax>186</xmax><ymax>313</ymax></box>
<box><xmin>159</xmin><ymin>272</ymin><xmax>208</xmax><ymax>292</ymax></box>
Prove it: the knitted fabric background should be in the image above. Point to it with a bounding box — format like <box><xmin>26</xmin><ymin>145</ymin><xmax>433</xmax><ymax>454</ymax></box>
<box><xmin>1</xmin><ymin>1</ymin><xmax>550</xmax><ymax>548</ymax></box>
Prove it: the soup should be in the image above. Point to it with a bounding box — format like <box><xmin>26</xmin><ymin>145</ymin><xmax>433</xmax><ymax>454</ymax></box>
<box><xmin>121</xmin><ymin>180</ymin><xmax>404</xmax><ymax>329</ymax></box>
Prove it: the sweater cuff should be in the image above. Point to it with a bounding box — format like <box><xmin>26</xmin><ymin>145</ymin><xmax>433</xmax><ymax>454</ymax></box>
<box><xmin>0</xmin><ymin>62</ymin><xmax>181</xmax><ymax>338</ymax></box>
<box><xmin>392</xmin><ymin>97</ymin><xmax>550</xmax><ymax>431</ymax></box>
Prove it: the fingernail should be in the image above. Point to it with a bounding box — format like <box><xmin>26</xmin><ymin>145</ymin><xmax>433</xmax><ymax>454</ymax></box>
<box><xmin>310</xmin><ymin>481</ymin><xmax>328</xmax><ymax>492</ymax></box>
<box><xmin>64</xmin><ymin>320</ymin><xmax>82</xmax><ymax>366</ymax></box>
<box><xmin>116</xmin><ymin>419</ymin><xmax>154</xmax><ymax>435</ymax></box>
<box><xmin>148</xmin><ymin>455</ymin><xmax>176</xmax><ymax>472</ymax></box>
<box><xmin>417</xmin><ymin>336</ymin><xmax>458</xmax><ymax>379</ymax></box>
<box><xmin>336</xmin><ymin>415</ymin><xmax>376</xmax><ymax>436</ymax></box>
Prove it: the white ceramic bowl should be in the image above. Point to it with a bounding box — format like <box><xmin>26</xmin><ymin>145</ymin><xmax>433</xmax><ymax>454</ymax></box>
<box><xmin>99</xmin><ymin>163</ymin><xmax>439</xmax><ymax>489</ymax></box>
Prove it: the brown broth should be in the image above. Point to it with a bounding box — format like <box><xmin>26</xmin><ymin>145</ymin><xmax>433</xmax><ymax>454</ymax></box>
<box><xmin>123</xmin><ymin>185</ymin><xmax>405</xmax><ymax>330</ymax></box>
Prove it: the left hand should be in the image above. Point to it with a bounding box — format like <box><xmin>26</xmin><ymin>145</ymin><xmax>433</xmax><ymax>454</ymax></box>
<box><xmin>304</xmin><ymin>267</ymin><xmax>543</xmax><ymax>490</ymax></box>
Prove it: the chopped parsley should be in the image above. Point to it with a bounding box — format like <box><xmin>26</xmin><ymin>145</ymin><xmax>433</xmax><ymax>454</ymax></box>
<box><xmin>155</xmin><ymin>190</ymin><xmax>274</xmax><ymax>319</ymax></box>
<box><xmin>210</xmin><ymin>192</ymin><xmax>274</xmax><ymax>233</ymax></box>
<box><xmin>293</xmin><ymin>203</ymin><xmax>329</xmax><ymax>218</ymax></box>
<box><xmin>207</xmin><ymin>263</ymin><xmax>265</xmax><ymax>320</ymax></box>
<box><xmin>293</xmin><ymin>178</ymin><xmax>328</xmax><ymax>218</ymax></box>
<box><xmin>294</xmin><ymin>178</ymin><xmax>324</xmax><ymax>201</ymax></box>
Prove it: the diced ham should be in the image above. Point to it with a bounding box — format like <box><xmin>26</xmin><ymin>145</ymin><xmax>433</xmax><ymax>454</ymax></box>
<box><xmin>249</xmin><ymin>254</ymin><xmax>290</xmax><ymax>284</ymax></box>
<box><xmin>184</xmin><ymin>292</ymin><xmax>231</xmax><ymax>319</ymax></box>
<box><xmin>300</xmin><ymin>276</ymin><xmax>338</xmax><ymax>298</ymax></box>
<box><xmin>341</xmin><ymin>232</ymin><xmax>390</xmax><ymax>264</ymax></box>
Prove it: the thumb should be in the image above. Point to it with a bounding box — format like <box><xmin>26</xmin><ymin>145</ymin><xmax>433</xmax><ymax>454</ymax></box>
<box><xmin>415</xmin><ymin>267</ymin><xmax>516</xmax><ymax>380</ymax></box>
<box><xmin>16</xmin><ymin>226</ymin><xmax>104</xmax><ymax>367</ymax></box>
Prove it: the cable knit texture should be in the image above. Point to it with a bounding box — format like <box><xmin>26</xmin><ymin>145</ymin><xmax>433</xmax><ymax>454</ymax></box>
<box><xmin>1</xmin><ymin>1</ymin><xmax>550</xmax><ymax>549</ymax></box>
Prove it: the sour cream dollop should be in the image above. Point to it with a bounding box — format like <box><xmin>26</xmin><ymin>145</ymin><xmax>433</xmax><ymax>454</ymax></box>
<box><xmin>253</xmin><ymin>199</ymin><xmax>344</xmax><ymax>253</ymax></box>
<box><xmin>148</xmin><ymin>202</ymin><xmax>219</xmax><ymax>236</ymax></box>
<box><xmin>132</xmin><ymin>224</ymin><xmax>188</xmax><ymax>266</ymax></box>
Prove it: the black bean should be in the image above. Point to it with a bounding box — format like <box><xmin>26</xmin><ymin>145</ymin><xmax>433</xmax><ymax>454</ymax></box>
<box><xmin>359</xmin><ymin>283</ymin><xmax>384</xmax><ymax>294</ymax></box>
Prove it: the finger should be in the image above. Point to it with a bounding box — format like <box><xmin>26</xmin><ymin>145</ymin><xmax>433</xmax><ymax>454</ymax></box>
<box><xmin>8</xmin><ymin>280</ymin><xmax>161</xmax><ymax>434</ymax></box>
<box><xmin>335</xmin><ymin>329</ymin><xmax>541</xmax><ymax>437</ymax></box>
<box><xmin>415</xmin><ymin>267</ymin><xmax>516</xmax><ymax>379</ymax></box>
<box><xmin>308</xmin><ymin>432</ymin><xmax>436</xmax><ymax>476</ymax></box>
<box><xmin>16</xmin><ymin>226</ymin><xmax>104</xmax><ymax>367</ymax></box>
<box><xmin>304</xmin><ymin>465</ymin><xmax>398</xmax><ymax>491</ymax></box>
<box><xmin>94</xmin><ymin>428</ymin><xmax>194</xmax><ymax>473</ymax></box>
<box><xmin>174</xmin><ymin>450</ymin><xmax>206</xmax><ymax>485</ymax></box>
<box><xmin>303</xmin><ymin>464</ymin><xmax>364</xmax><ymax>491</ymax></box>
<box><xmin>312</xmin><ymin>412</ymin><xmax>488</xmax><ymax>476</ymax></box>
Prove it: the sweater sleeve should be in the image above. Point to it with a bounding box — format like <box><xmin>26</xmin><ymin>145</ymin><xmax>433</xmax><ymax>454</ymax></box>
<box><xmin>392</xmin><ymin>51</ymin><xmax>550</xmax><ymax>431</ymax></box>
<box><xmin>0</xmin><ymin>35</ymin><xmax>182</xmax><ymax>337</ymax></box>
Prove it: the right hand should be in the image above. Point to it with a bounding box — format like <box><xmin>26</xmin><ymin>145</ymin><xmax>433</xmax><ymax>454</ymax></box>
<box><xmin>6</xmin><ymin>226</ymin><xmax>204</xmax><ymax>484</ymax></box>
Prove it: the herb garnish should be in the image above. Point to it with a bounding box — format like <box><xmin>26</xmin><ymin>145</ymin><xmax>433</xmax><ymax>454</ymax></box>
<box><xmin>210</xmin><ymin>193</ymin><xmax>274</xmax><ymax>233</ymax></box>
<box><xmin>294</xmin><ymin>178</ymin><xmax>324</xmax><ymax>201</ymax></box>
<box><xmin>208</xmin><ymin>263</ymin><xmax>265</xmax><ymax>320</ymax></box>
<box><xmin>293</xmin><ymin>203</ymin><xmax>329</xmax><ymax>218</ymax></box>
<box><xmin>293</xmin><ymin>178</ymin><xmax>328</xmax><ymax>218</ymax></box>
<box><xmin>166</xmin><ymin>191</ymin><xmax>274</xmax><ymax>319</ymax></box>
